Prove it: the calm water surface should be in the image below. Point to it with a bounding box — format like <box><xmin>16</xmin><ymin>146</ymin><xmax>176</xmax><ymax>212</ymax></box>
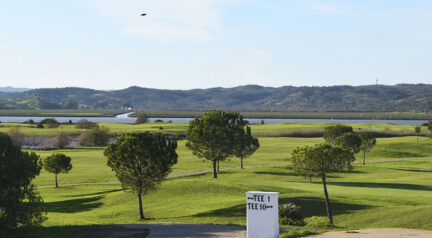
<box><xmin>0</xmin><ymin>112</ymin><xmax>427</xmax><ymax>125</ymax></box>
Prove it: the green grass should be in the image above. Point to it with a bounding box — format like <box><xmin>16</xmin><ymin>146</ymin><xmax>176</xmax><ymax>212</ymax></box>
<box><xmin>280</xmin><ymin>229</ymin><xmax>319</xmax><ymax>238</ymax></box>
<box><xmin>3</xmin><ymin>127</ymin><xmax>432</xmax><ymax>233</ymax></box>
<box><xmin>32</xmin><ymin>137</ymin><xmax>323</xmax><ymax>186</ymax></box>
<box><xmin>30</xmin><ymin>137</ymin><xmax>432</xmax><ymax>186</ymax></box>
<box><xmin>35</xmin><ymin>160</ymin><xmax>432</xmax><ymax>230</ymax></box>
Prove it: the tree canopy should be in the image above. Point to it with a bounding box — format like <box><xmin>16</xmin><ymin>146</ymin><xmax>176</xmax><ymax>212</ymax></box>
<box><xmin>104</xmin><ymin>132</ymin><xmax>178</xmax><ymax>219</ymax></box>
<box><xmin>186</xmin><ymin>110</ymin><xmax>245</xmax><ymax>178</ymax></box>
<box><xmin>234</xmin><ymin>126</ymin><xmax>259</xmax><ymax>169</ymax></box>
<box><xmin>0</xmin><ymin>133</ymin><xmax>46</xmax><ymax>227</ymax></box>
<box><xmin>291</xmin><ymin>143</ymin><xmax>355</xmax><ymax>224</ymax></box>
<box><xmin>335</xmin><ymin>132</ymin><xmax>361</xmax><ymax>153</ymax></box>
<box><xmin>323</xmin><ymin>125</ymin><xmax>353</xmax><ymax>144</ymax></box>
<box><xmin>43</xmin><ymin>153</ymin><xmax>72</xmax><ymax>188</ymax></box>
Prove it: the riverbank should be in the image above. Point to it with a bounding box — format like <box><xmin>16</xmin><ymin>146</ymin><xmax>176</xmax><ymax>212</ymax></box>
<box><xmin>1</xmin><ymin>109</ymin><xmax>432</xmax><ymax>120</ymax></box>
<box><xmin>129</xmin><ymin>110</ymin><xmax>432</xmax><ymax>120</ymax></box>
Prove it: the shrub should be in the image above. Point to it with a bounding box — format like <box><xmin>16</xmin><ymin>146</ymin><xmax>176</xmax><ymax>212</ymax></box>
<box><xmin>36</xmin><ymin>124</ymin><xmax>44</xmax><ymax>128</ymax></box>
<box><xmin>75</xmin><ymin>119</ymin><xmax>98</xmax><ymax>129</ymax></box>
<box><xmin>135</xmin><ymin>113</ymin><xmax>148</xmax><ymax>124</ymax></box>
<box><xmin>53</xmin><ymin>132</ymin><xmax>70</xmax><ymax>149</ymax></box>
<box><xmin>280</xmin><ymin>229</ymin><xmax>318</xmax><ymax>238</ymax></box>
<box><xmin>24</xmin><ymin>119</ymin><xmax>34</xmax><ymax>124</ymax></box>
<box><xmin>279</xmin><ymin>203</ymin><xmax>305</xmax><ymax>226</ymax></box>
<box><xmin>304</xmin><ymin>216</ymin><xmax>331</xmax><ymax>228</ymax></box>
<box><xmin>39</xmin><ymin>118</ymin><xmax>60</xmax><ymax>128</ymax></box>
<box><xmin>7</xmin><ymin>126</ymin><xmax>24</xmax><ymax>147</ymax></box>
<box><xmin>77</xmin><ymin>133</ymin><xmax>90</xmax><ymax>146</ymax></box>
<box><xmin>88</xmin><ymin>126</ymin><xmax>111</xmax><ymax>146</ymax></box>
<box><xmin>154</xmin><ymin>119</ymin><xmax>164</xmax><ymax>123</ymax></box>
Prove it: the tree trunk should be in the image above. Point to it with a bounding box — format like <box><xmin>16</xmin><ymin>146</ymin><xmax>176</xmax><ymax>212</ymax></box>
<box><xmin>322</xmin><ymin>175</ymin><xmax>333</xmax><ymax>224</ymax></box>
<box><xmin>55</xmin><ymin>173</ymin><xmax>58</xmax><ymax>188</ymax></box>
<box><xmin>309</xmin><ymin>174</ymin><xmax>312</xmax><ymax>182</ymax></box>
<box><xmin>217</xmin><ymin>160</ymin><xmax>220</xmax><ymax>172</ymax></box>
<box><xmin>363</xmin><ymin>149</ymin><xmax>366</xmax><ymax>165</ymax></box>
<box><xmin>138</xmin><ymin>189</ymin><xmax>144</xmax><ymax>219</ymax></box>
<box><xmin>241</xmin><ymin>157</ymin><xmax>244</xmax><ymax>169</ymax></box>
<box><xmin>212</xmin><ymin>160</ymin><xmax>218</xmax><ymax>179</ymax></box>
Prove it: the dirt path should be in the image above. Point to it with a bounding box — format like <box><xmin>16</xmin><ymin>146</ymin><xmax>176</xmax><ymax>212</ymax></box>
<box><xmin>307</xmin><ymin>228</ymin><xmax>432</xmax><ymax>238</ymax></box>
<box><xmin>36</xmin><ymin>157</ymin><xmax>432</xmax><ymax>189</ymax></box>
<box><xmin>117</xmin><ymin>223</ymin><xmax>246</xmax><ymax>238</ymax></box>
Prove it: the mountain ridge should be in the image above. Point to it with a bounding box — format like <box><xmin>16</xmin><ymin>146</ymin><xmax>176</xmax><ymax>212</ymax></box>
<box><xmin>0</xmin><ymin>84</ymin><xmax>431</xmax><ymax>112</ymax></box>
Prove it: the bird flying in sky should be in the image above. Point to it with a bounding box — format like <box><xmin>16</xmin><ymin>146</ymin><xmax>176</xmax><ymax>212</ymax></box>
<box><xmin>141</xmin><ymin>13</ymin><xmax>147</xmax><ymax>16</ymax></box>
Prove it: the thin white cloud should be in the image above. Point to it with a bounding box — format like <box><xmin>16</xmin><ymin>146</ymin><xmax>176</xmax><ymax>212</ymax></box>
<box><xmin>306</xmin><ymin>2</ymin><xmax>350</xmax><ymax>15</ymax></box>
<box><xmin>223</xmin><ymin>49</ymin><xmax>270</xmax><ymax>86</ymax></box>
<box><xmin>87</xmin><ymin>0</ymin><xmax>234</xmax><ymax>42</ymax></box>
<box><xmin>0</xmin><ymin>43</ymin><xmax>7</xmax><ymax>52</ymax></box>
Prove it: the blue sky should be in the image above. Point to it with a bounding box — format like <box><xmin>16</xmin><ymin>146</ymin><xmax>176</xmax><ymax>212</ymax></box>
<box><xmin>1</xmin><ymin>0</ymin><xmax>431</xmax><ymax>90</ymax></box>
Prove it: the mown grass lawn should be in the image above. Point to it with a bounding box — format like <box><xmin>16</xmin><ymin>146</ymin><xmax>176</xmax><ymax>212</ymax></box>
<box><xmin>31</xmin><ymin>136</ymin><xmax>432</xmax><ymax>186</ymax></box>
<box><xmin>36</xmin><ymin>159</ymin><xmax>432</xmax><ymax>231</ymax></box>
<box><xmin>1</xmin><ymin>135</ymin><xmax>432</xmax><ymax>238</ymax></box>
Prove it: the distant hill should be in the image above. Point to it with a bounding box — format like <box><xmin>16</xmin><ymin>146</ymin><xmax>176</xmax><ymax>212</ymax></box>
<box><xmin>0</xmin><ymin>84</ymin><xmax>432</xmax><ymax>112</ymax></box>
<box><xmin>0</xmin><ymin>86</ymin><xmax>31</xmax><ymax>93</ymax></box>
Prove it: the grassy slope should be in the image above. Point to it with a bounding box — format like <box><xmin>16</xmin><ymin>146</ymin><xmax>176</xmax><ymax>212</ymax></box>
<box><xmin>32</xmin><ymin>137</ymin><xmax>322</xmax><ymax>186</ymax></box>
<box><xmin>2</xmin><ymin>125</ymin><xmax>432</xmax><ymax>234</ymax></box>
<box><xmin>32</xmin><ymin>137</ymin><xmax>432</xmax><ymax>186</ymax></box>
<box><xmin>38</xmin><ymin>160</ymin><xmax>432</xmax><ymax>230</ymax></box>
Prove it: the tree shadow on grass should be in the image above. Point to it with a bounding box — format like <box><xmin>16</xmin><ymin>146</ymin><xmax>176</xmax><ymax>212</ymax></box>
<box><xmin>280</xmin><ymin>196</ymin><xmax>372</xmax><ymax>217</ymax></box>
<box><xmin>392</xmin><ymin>168</ymin><xmax>432</xmax><ymax>173</ymax></box>
<box><xmin>45</xmin><ymin>196</ymin><xmax>103</xmax><ymax>213</ymax></box>
<box><xmin>192</xmin><ymin>204</ymin><xmax>245</xmax><ymax>218</ymax></box>
<box><xmin>189</xmin><ymin>196</ymin><xmax>371</xmax><ymax>219</ymax></box>
<box><xmin>65</xmin><ymin>189</ymin><xmax>123</xmax><ymax>198</ymax></box>
<box><xmin>254</xmin><ymin>171</ymin><xmax>298</xmax><ymax>177</ymax></box>
<box><xmin>327</xmin><ymin>181</ymin><xmax>432</xmax><ymax>191</ymax></box>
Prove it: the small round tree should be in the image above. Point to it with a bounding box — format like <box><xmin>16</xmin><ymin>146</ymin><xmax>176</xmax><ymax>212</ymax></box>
<box><xmin>104</xmin><ymin>132</ymin><xmax>178</xmax><ymax>219</ymax></box>
<box><xmin>186</xmin><ymin>110</ymin><xmax>245</xmax><ymax>178</ymax></box>
<box><xmin>43</xmin><ymin>153</ymin><xmax>72</xmax><ymax>188</ymax></box>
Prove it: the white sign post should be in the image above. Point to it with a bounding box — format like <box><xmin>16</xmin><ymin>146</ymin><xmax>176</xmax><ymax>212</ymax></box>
<box><xmin>246</xmin><ymin>191</ymin><xmax>279</xmax><ymax>238</ymax></box>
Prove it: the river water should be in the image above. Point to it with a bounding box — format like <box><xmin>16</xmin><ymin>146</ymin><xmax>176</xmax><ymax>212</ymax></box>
<box><xmin>0</xmin><ymin>112</ymin><xmax>428</xmax><ymax>125</ymax></box>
